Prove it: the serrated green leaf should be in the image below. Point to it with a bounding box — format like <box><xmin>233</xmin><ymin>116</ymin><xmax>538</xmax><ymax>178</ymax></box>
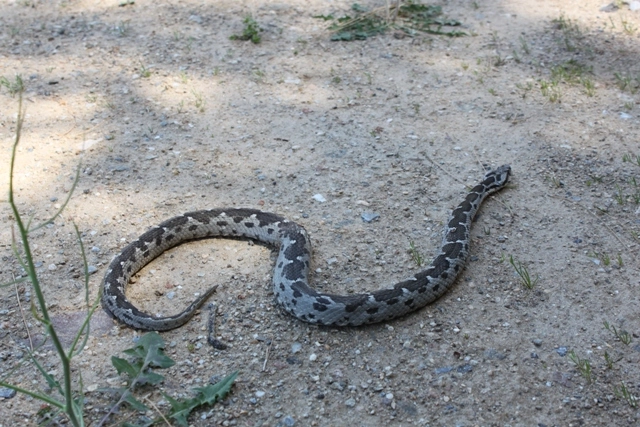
<box><xmin>137</xmin><ymin>370</ymin><xmax>165</xmax><ymax>386</ymax></box>
<box><xmin>111</xmin><ymin>356</ymin><xmax>139</xmax><ymax>379</ymax></box>
<box><xmin>137</xmin><ymin>332</ymin><xmax>175</xmax><ymax>369</ymax></box>
<box><xmin>123</xmin><ymin>392</ymin><xmax>149</xmax><ymax>412</ymax></box>
<box><xmin>192</xmin><ymin>371</ymin><xmax>239</xmax><ymax>406</ymax></box>
<box><xmin>164</xmin><ymin>371</ymin><xmax>239</xmax><ymax>426</ymax></box>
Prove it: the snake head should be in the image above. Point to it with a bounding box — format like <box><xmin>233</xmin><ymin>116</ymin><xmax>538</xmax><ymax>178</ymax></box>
<box><xmin>483</xmin><ymin>164</ymin><xmax>511</xmax><ymax>190</ymax></box>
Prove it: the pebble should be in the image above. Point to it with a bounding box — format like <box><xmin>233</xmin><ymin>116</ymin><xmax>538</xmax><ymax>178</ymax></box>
<box><xmin>309</xmin><ymin>353</ymin><xmax>317</xmax><ymax>362</ymax></box>
<box><xmin>48</xmin><ymin>264</ymin><xmax>57</xmax><ymax>271</ymax></box>
<box><xmin>91</xmin><ymin>246</ymin><xmax>100</xmax><ymax>253</ymax></box>
<box><xmin>532</xmin><ymin>338</ymin><xmax>543</xmax><ymax>347</ymax></box>
<box><xmin>484</xmin><ymin>348</ymin><xmax>506</xmax><ymax>360</ymax></box>
<box><xmin>291</xmin><ymin>342</ymin><xmax>302</xmax><ymax>354</ymax></box>
<box><xmin>344</xmin><ymin>398</ymin><xmax>356</xmax><ymax>407</ymax></box>
<box><xmin>166</xmin><ymin>291</ymin><xmax>176</xmax><ymax>300</ymax></box>
<box><xmin>281</xmin><ymin>416</ymin><xmax>295</xmax><ymax>426</ymax></box>
<box><xmin>255</xmin><ymin>390</ymin><xmax>266</xmax><ymax>398</ymax></box>
<box><xmin>0</xmin><ymin>387</ymin><xmax>16</xmax><ymax>399</ymax></box>
<box><xmin>556</xmin><ymin>347</ymin><xmax>568</xmax><ymax>357</ymax></box>
<box><xmin>457</xmin><ymin>364</ymin><xmax>473</xmax><ymax>373</ymax></box>
<box><xmin>87</xmin><ymin>265</ymin><xmax>98</xmax><ymax>275</ymax></box>
<box><xmin>361</xmin><ymin>212</ymin><xmax>380</xmax><ymax>223</ymax></box>
<box><xmin>312</xmin><ymin>194</ymin><xmax>326</xmax><ymax>203</ymax></box>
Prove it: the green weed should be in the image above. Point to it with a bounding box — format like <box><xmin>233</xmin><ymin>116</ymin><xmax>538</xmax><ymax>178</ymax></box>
<box><xmin>509</xmin><ymin>255</ymin><xmax>539</xmax><ymax>289</ymax></box>
<box><xmin>230</xmin><ymin>16</ymin><xmax>262</xmax><ymax>44</ymax></box>
<box><xmin>192</xmin><ymin>90</ymin><xmax>206</xmax><ymax>112</ymax></box>
<box><xmin>0</xmin><ymin>75</ymin><xmax>25</xmax><ymax>97</ymax></box>
<box><xmin>552</xmin><ymin>14</ymin><xmax>584</xmax><ymax>52</ymax></box>
<box><xmin>519</xmin><ymin>35</ymin><xmax>530</xmax><ymax>54</ymax></box>
<box><xmin>603</xmin><ymin>320</ymin><xmax>632</xmax><ymax>345</ymax></box>
<box><xmin>139</xmin><ymin>62</ymin><xmax>151</xmax><ymax>78</ymax></box>
<box><xmin>98</xmin><ymin>332</ymin><xmax>238</xmax><ymax>426</ymax></box>
<box><xmin>614</xmin><ymin>382</ymin><xmax>638</xmax><ymax>408</ymax></box>
<box><xmin>568</xmin><ymin>350</ymin><xmax>593</xmax><ymax>384</ymax></box>
<box><xmin>604</xmin><ymin>351</ymin><xmax>614</xmax><ymax>369</ymax></box>
<box><xmin>539</xmin><ymin>79</ymin><xmax>561</xmax><ymax>102</ymax></box>
<box><xmin>0</xmin><ymin>89</ymin><xmax>94</xmax><ymax>427</ymax></box>
<box><xmin>320</xmin><ymin>1</ymin><xmax>465</xmax><ymax>41</ymax></box>
<box><xmin>621</xmin><ymin>18</ymin><xmax>637</xmax><ymax>36</ymax></box>
<box><xmin>614</xmin><ymin>72</ymin><xmax>639</xmax><ymax>94</ymax></box>
<box><xmin>408</xmin><ymin>241</ymin><xmax>424</xmax><ymax>267</ymax></box>
<box><xmin>622</xmin><ymin>153</ymin><xmax>640</xmax><ymax>166</ymax></box>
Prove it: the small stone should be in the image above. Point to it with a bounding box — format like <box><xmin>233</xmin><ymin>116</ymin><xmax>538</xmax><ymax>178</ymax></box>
<box><xmin>166</xmin><ymin>291</ymin><xmax>176</xmax><ymax>300</ymax></box>
<box><xmin>255</xmin><ymin>390</ymin><xmax>265</xmax><ymax>398</ymax></box>
<box><xmin>556</xmin><ymin>347</ymin><xmax>568</xmax><ymax>357</ymax></box>
<box><xmin>87</xmin><ymin>265</ymin><xmax>98</xmax><ymax>274</ymax></box>
<box><xmin>532</xmin><ymin>338</ymin><xmax>543</xmax><ymax>347</ymax></box>
<box><xmin>282</xmin><ymin>416</ymin><xmax>295</xmax><ymax>426</ymax></box>
<box><xmin>91</xmin><ymin>246</ymin><xmax>100</xmax><ymax>253</ymax></box>
<box><xmin>361</xmin><ymin>212</ymin><xmax>380</xmax><ymax>223</ymax></box>
<box><xmin>312</xmin><ymin>194</ymin><xmax>326</xmax><ymax>203</ymax></box>
<box><xmin>344</xmin><ymin>398</ymin><xmax>356</xmax><ymax>407</ymax></box>
<box><xmin>48</xmin><ymin>264</ymin><xmax>57</xmax><ymax>271</ymax></box>
<box><xmin>0</xmin><ymin>387</ymin><xmax>16</xmax><ymax>399</ymax></box>
<box><xmin>385</xmin><ymin>393</ymin><xmax>394</xmax><ymax>400</ymax></box>
<box><xmin>291</xmin><ymin>342</ymin><xmax>302</xmax><ymax>354</ymax></box>
<box><xmin>309</xmin><ymin>353</ymin><xmax>317</xmax><ymax>362</ymax></box>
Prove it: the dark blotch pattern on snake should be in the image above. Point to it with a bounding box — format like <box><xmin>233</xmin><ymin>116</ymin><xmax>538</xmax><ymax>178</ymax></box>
<box><xmin>102</xmin><ymin>165</ymin><xmax>511</xmax><ymax>330</ymax></box>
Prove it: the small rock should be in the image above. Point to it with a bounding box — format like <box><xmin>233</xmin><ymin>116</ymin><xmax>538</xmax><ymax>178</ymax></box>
<box><xmin>344</xmin><ymin>398</ymin><xmax>356</xmax><ymax>407</ymax></box>
<box><xmin>309</xmin><ymin>353</ymin><xmax>317</xmax><ymax>362</ymax></box>
<box><xmin>0</xmin><ymin>387</ymin><xmax>16</xmax><ymax>399</ymax></box>
<box><xmin>312</xmin><ymin>194</ymin><xmax>326</xmax><ymax>203</ymax></box>
<box><xmin>282</xmin><ymin>416</ymin><xmax>295</xmax><ymax>427</ymax></box>
<box><xmin>291</xmin><ymin>342</ymin><xmax>302</xmax><ymax>354</ymax></box>
<box><xmin>166</xmin><ymin>291</ymin><xmax>176</xmax><ymax>300</ymax></box>
<box><xmin>361</xmin><ymin>212</ymin><xmax>380</xmax><ymax>223</ymax></box>
<box><xmin>532</xmin><ymin>338</ymin><xmax>543</xmax><ymax>347</ymax></box>
<box><xmin>87</xmin><ymin>265</ymin><xmax>98</xmax><ymax>275</ymax></box>
<box><xmin>556</xmin><ymin>347</ymin><xmax>568</xmax><ymax>357</ymax></box>
<box><xmin>255</xmin><ymin>390</ymin><xmax>265</xmax><ymax>398</ymax></box>
<box><xmin>48</xmin><ymin>264</ymin><xmax>57</xmax><ymax>271</ymax></box>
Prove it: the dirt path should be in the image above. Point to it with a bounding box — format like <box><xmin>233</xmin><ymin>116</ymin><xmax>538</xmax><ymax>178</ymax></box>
<box><xmin>1</xmin><ymin>0</ymin><xmax>639</xmax><ymax>425</ymax></box>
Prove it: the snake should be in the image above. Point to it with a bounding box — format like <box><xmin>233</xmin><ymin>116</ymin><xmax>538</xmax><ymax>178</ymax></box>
<box><xmin>101</xmin><ymin>165</ymin><xmax>511</xmax><ymax>331</ymax></box>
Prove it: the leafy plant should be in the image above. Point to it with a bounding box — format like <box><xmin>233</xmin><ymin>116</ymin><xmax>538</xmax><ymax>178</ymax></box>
<box><xmin>230</xmin><ymin>16</ymin><xmax>262</xmax><ymax>44</ymax></box>
<box><xmin>99</xmin><ymin>332</ymin><xmax>237</xmax><ymax>426</ymax></box>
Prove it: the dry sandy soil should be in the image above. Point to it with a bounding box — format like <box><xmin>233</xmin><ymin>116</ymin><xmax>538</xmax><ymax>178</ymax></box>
<box><xmin>1</xmin><ymin>0</ymin><xmax>640</xmax><ymax>426</ymax></box>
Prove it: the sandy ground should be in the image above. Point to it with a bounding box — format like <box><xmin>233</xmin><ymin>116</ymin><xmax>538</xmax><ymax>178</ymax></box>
<box><xmin>1</xmin><ymin>0</ymin><xmax>640</xmax><ymax>425</ymax></box>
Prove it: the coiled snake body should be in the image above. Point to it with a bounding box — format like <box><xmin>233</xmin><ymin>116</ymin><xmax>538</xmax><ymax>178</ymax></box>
<box><xmin>102</xmin><ymin>165</ymin><xmax>511</xmax><ymax>331</ymax></box>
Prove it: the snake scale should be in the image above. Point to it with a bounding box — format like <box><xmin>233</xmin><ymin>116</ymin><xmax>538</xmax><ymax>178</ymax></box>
<box><xmin>102</xmin><ymin>165</ymin><xmax>511</xmax><ymax>331</ymax></box>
